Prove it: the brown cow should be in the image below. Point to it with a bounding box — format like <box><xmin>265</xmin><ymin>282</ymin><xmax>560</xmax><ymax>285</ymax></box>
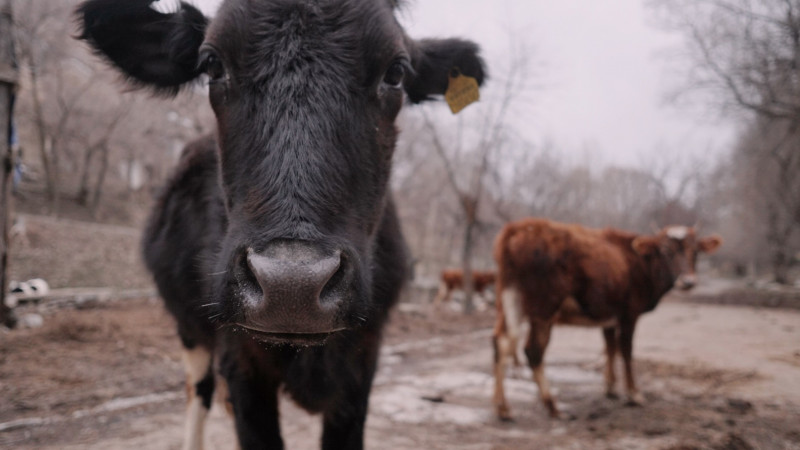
<box><xmin>433</xmin><ymin>269</ymin><xmax>496</xmax><ymax>307</ymax></box>
<box><xmin>491</xmin><ymin>218</ymin><xmax>721</xmax><ymax>420</ymax></box>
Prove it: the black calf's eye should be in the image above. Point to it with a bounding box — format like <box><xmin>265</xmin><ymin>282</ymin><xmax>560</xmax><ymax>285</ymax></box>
<box><xmin>383</xmin><ymin>61</ymin><xmax>406</xmax><ymax>88</ymax></box>
<box><xmin>200</xmin><ymin>50</ymin><xmax>225</xmax><ymax>82</ymax></box>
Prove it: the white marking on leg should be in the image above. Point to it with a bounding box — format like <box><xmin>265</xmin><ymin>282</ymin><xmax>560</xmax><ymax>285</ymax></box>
<box><xmin>532</xmin><ymin>366</ymin><xmax>552</xmax><ymax>402</ymax></box>
<box><xmin>432</xmin><ymin>281</ymin><xmax>448</xmax><ymax>308</ymax></box>
<box><xmin>182</xmin><ymin>347</ymin><xmax>212</xmax><ymax>450</ymax></box>
<box><xmin>184</xmin><ymin>395</ymin><xmax>209</xmax><ymax>450</ymax></box>
<box><xmin>501</xmin><ymin>288</ymin><xmax>523</xmax><ymax>342</ymax></box>
<box><xmin>533</xmin><ymin>365</ymin><xmax>560</xmax><ymax>417</ymax></box>
<box><xmin>621</xmin><ymin>348</ymin><xmax>645</xmax><ymax>405</ymax></box>
<box><xmin>493</xmin><ymin>334</ymin><xmax>512</xmax><ymax>420</ymax></box>
<box><xmin>502</xmin><ymin>288</ymin><xmax>524</xmax><ymax>364</ymax></box>
<box><xmin>624</xmin><ymin>363</ymin><xmax>644</xmax><ymax>405</ymax></box>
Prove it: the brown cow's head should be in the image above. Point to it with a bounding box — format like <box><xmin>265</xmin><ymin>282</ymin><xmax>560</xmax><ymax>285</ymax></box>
<box><xmin>632</xmin><ymin>226</ymin><xmax>722</xmax><ymax>290</ymax></box>
<box><xmin>77</xmin><ymin>0</ymin><xmax>485</xmax><ymax>343</ymax></box>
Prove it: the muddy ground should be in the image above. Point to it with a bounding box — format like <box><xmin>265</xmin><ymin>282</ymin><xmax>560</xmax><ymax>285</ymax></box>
<box><xmin>1</xmin><ymin>294</ymin><xmax>799</xmax><ymax>450</ymax></box>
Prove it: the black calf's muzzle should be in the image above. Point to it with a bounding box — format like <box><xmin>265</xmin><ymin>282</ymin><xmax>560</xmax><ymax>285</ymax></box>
<box><xmin>237</xmin><ymin>240</ymin><xmax>353</xmax><ymax>340</ymax></box>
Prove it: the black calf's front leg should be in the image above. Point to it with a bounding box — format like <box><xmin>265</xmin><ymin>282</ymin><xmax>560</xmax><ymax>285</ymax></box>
<box><xmin>220</xmin><ymin>341</ymin><xmax>284</xmax><ymax>450</ymax></box>
<box><xmin>320</xmin><ymin>338</ymin><xmax>381</xmax><ymax>450</ymax></box>
<box><xmin>321</xmin><ymin>387</ymin><xmax>372</xmax><ymax>450</ymax></box>
<box><xmin>226</xmin><ymin>373</ymin><xmax>284</xmax><ymax>450</ymax></box>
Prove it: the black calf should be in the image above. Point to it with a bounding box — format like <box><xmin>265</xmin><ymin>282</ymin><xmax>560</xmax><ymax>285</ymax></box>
<box><xmin>77</xmin><ymin>0</ymin><xmax>485</xmax><ymax>448</ymax></box>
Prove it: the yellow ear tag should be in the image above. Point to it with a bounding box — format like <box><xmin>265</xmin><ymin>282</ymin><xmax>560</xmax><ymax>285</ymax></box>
<box><xmin>444</xmin><ymin>68</ymin><xmax>480</xmax><ymax>114</ymax></box>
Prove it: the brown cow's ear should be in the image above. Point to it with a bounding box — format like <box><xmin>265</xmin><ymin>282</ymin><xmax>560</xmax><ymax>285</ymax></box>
<box><xmin>632</xmin><ymin>236</ymin><xmax>660</xmax><ymax>256</ymax></box>
<box><xmin>697</xmin><ymin>235</ymin><xmax>722</xmax><ymax>253</ymax></box>
<box><xmin>405</xmin><ymin>38</ymin><xmax>487</xmax><ymax>103</ymax></box>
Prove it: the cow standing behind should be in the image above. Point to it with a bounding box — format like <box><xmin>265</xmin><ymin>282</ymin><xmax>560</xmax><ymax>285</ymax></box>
<box><xmin>492</xmin><ymin>218</ymin><xmax>721</xmax><ymax>420</ymax></box>
<box><xmin>433</xmin><ymin>268</ymin><xmax>496</xmax><ymax>307</ymax></box>
<box><xmin>76</xmin><ymin>0</ymin><xmax>485</xmax><ymax>448</ymax></box>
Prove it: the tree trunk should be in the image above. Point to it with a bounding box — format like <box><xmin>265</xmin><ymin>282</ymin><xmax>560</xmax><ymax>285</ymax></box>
<box><xmin>1</xmin><ymin>0</ymin><xmax>18</xmax><ymax>328</ymax></box>
<box><xmin>766</xmin><ymin>205</ymin><xmax>793</xmax><ymax>285</ymax></box>
<box><xmin>772</xmin><ymin>251</ymin><xmax>789</xmax><ymax>285</ymax></box>
<box><xmin>90</xmin><ymin>143</ymin><xmax>110</xmax><ymax>216</ymax></box>
<box><xmin>459</xmin><ymin>192</ymin><xmax>480</xmax><ymax>314</ymax></box>
<box><xmin>420</xmin><ymin>194</ymin><xmax>441</xmax><ymax>277</ymax></box>
<box><xmin>77</xmin><ymin>145</ymin><xmax>97</xmax><ymax>205</ymax></box>
<box><xmin>0</xmin><ymin>86</ymin><xmax>15</xmax><ymax>328</ymax></box>
<box><xmin>461</xmin><ymin>217</ymin><xmax>476</xmax><ymax>314</ymax></box>
<box><xmin>28</xmin><ymin>63</ymin><xmax>56</xmax><ymax>202</ymax></box>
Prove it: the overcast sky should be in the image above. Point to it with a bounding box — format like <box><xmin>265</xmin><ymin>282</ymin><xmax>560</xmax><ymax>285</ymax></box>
<box><xmin>193</xmin><ymin>0</ymin><xmax>736</xmax><ymax>169</ymax></box>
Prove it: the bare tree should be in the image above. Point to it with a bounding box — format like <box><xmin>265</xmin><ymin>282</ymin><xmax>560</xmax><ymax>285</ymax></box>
<box><xmin>75</xmin><ymin>103</ymin><xmax>128</xmax><ymax>211</ymax></box>
<box><xmin>651</xmin><ymin>0</ymin><xmax>800</xmax><ymax>120</ymax></box>
<box><xmin>11</xmin><ymin>0</ymin><xmax>71</xmax><ymax>206</ymax></box>
<box><xmin>729</xmin><ymin>120</ymin><xmax>800</xmax><ymax>282</ymax></box>
<box><xmin>651</xmin><ymin>0</ymin><xmax>800</xmax><ymax>282</ymax></box>
<box><xmin>487</xmin><ymin>140</ymin><xmax>707</xmax><ymax>233</ymax></box>
<box><xmin>488</xmin><ymin>140</ymin><xmax>565</xmax><ymax>222</ymax></box>
<box><xmin>410</xmin><ymin>40</ymin><xmax>534</xmax><ymax>312</ymax></box>
<box><xmin>7</xmin><ymin>0</ymin><xmax>214</xmax><ymax>221</ymax></box>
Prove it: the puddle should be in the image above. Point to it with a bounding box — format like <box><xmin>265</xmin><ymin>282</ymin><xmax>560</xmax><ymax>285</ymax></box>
<box><xmin>372</xmin><ymin>365</ymin><xmax>600</xmax><ymax>425</ymax></box>
<box><xmin>373</xmin><ymin>385</ymin><xmax>489</xmax><ymax>424</ymax></box>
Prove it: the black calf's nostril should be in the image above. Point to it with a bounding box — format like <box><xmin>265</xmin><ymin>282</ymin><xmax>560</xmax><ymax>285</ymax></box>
<box><xmin>239</xmin><ymin>241</ymin><xmax>352</xmax><ymax>334</ymax></box>
<box><xmin>239</xmin><ymin>251</ymin><xmax>259</xmax><ymax>288</ymax></box>
<box><xmin>319</xmin><ymin>254</ymin><xmax>348</xmax><ymax>301</ymax></box>
<box><xmin>245</xmin><ymin>246</ymin><xmax>342</xmax><ymax>301</ymax></box>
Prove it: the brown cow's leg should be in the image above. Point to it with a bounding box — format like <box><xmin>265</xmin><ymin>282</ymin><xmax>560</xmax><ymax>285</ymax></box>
<box><xmin>474</xmin><ymin>290</ymin><xmax>486</xmax><ymax>312</ymax></box>
<box><xmin>619</xmin><ymin>318</ymin><xmax>644</xmax><ymax>405</ymax></box>
<box><xmin>602</xmin><ymin>326</ymin><xmax>619</xmax><ymax>399</ymax></box>
<box><xmin>432</xmin><ymin>282</ymin><xmax>450</xmax><ymax>310</ymax></box>
<box><xmin>182</xmin><ymin>346</ymin><xmax>214</xmax><ymax>450</ymax></box>
<box><xmin>525</xmin><ymin>318</ymin><xmax>558</xmax><ymax>418</ymax></box>
<box><xmin>492</xmin><ymin>332</ymin><xmax>514</xmax><ymax>421</ymax></box>
<box><xmin>492</xmin><ymin>287</ymin><xmax>525</xmax><ymax>420</ymax></box>
<box><xmin>501</xmin><ymin>288</ymin><xmax>524</xmax><ymax>369</ymax></box>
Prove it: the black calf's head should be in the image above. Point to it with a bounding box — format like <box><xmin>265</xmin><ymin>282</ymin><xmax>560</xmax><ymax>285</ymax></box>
<box><xmin>633</xmin><ymin>226</ymin><xmax>722</xmax><ymax>291</ymax></box>
<box><xmin>78</xmin><ymin>0</ymin><xmax>485</xmax><ymax>343</ymax></box>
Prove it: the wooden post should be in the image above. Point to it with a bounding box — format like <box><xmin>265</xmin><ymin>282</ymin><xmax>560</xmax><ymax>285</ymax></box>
<box><xmin>1</xmin><ymin>0</ymin><xmax>19</xmax><ymax>328</ymax></box>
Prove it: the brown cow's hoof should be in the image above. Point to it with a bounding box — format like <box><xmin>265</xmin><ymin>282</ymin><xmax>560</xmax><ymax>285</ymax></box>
<box><xmin>552</xmin><ymin>410</ymin><xmax>577</xmax><ymax>420</ymax></box>
<box><xmin>545</xmin><ymin>399</ymin><xmax>563</xmax><ymax>419</ymax></box>
<box><xmin>496</xmin><ymin>406</ymin><xmax>514</xmax><ymax>422</ymax></box>
<box><xmin>554</xmin><ymin>411</ymin><xmax>577</xmax><ymax>421</ymax></box>
<box><xmin>625</xmin><ymin>392</ymin><xmax>645</xmax><ymax>406</ymax></box>
<box><xmin>605</xmin><ymin>390</ymin><xmax>620</xmax><ymax>400</ymax></box>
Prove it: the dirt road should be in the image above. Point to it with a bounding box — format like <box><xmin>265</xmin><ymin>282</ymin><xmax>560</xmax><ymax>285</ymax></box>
<box><xmin>2</xmin><ymin>296</ymin><xmax>799</xmax><ymax>449</ymax></box>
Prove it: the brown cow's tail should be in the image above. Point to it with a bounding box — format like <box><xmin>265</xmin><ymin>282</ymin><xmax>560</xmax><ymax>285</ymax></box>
<box><xmin>493</xmin><ymin>221</ymin><xmax>556</xmax><ymax>333</ymax></box>
<box><xmin>492</xmin><ymin>223</ymin><xmax>516</xmax><ymax>337</ymax></box>
<box><xmin>494</xmin><ymin>220</ymin><xmax>571</xmax><ymax>324</ymax></box>
<box><xmin>503</xmin><ymin>220</ymin><xmax>569</xmax><ymax>276</ymax></box>
<box><xmin>493</xmin><ymin>222</ymin><xmax>530</xmax><ymax>284</ymax></box>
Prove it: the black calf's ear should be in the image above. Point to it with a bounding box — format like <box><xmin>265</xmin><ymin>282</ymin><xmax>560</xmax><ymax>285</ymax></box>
<box><xmin>76</xmin><ymin>0</ymin><xmax>208</xmax><ymax>95</ymax></box>
<box><xmin>406</xmin><ymin>38</ymin><xmax>487</xmax><ymax>104</ymax></box>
